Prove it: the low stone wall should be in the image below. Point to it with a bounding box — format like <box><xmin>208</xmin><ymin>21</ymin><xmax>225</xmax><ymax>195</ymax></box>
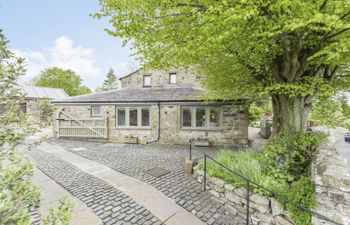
<box><xmin>193</xmin><ymin>167</ymin><xmax>295</xmax><ymax>225</ymax></box>
<box><xmin>312</xmin><ymin>143</ymin><xmax>350</xmax><ymax>225</ymax></box>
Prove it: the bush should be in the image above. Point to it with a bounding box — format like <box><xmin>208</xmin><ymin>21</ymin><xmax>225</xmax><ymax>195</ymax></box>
<box><xmin>282</xmin><ymin>176</ymin><xmax>316</xmax><ymax>225</ymax></box>
<box><xmin>198</xmin><ymin>130</ymin><xmax>323</xmax><ymax>225</ymax></box>
<box><xmin>197</xmin><ymin>151</ymin><xmax>288</xmax><ymax>196</ymax></box>
<box><xmin>248</xmin><ymin>104</ymin><xmax>264</xmax><ymax>122</ymax></box>
<box><xmin>262</xmin><ymin>129</ymin><xmax>324</xmax><ymax>181</ymax></box>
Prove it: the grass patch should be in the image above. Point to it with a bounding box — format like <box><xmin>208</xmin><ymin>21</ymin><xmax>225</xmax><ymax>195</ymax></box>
<box><xmin>197</xmin><ymin>150</ymin><xmax>288</xmax><ymax>195</ymax></box>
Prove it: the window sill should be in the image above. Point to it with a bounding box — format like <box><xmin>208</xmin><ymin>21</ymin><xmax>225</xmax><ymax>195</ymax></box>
<box><xmin>181</xmin><ymin>128</ymin><xmax>222</xmax><ymax>132</ymax></box>
<box><xmin>115</xmin><ymin>127</ymin><xmax>151</xmax><ymax>130</ymax></box>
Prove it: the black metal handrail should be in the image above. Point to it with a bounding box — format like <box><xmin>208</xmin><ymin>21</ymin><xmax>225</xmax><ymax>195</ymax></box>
<box><xmin>199</xmin><ymin>151</ymin><xmax>342</xmax><ymax>225</ymax></box>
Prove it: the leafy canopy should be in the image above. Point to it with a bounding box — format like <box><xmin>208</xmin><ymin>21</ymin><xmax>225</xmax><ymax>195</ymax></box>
<box><xmin>34</xmin><ymin>67</ymin><xmax>91</xmax><ymax>96</ymax></box>
<box><xmin>310</xmin><ymin>95</ymin><xmax>350</xmax><ymax>129</ymax></box>
<box><xmin>96</xmin><ymin>0</ymin><xmax>350</xmax><ymax>100</ymax></box>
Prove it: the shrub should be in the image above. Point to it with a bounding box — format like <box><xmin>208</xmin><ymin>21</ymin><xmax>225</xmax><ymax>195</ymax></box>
<box><xmin>262</xmin><ymin>129</ymin><xmax>324</xmax><ymax>181</ymax></box>
<box><xmin>282</xmin><ymin>176</ymin><xmax>316</xmax><ymax>225</ymax></box>
<box><xmin>198</xmin><ymin>130</ymin><xmax>323</xmax><ymax>225</ymax></box>
<box><xmin>248</xmin><ymin>104</ymin><xmax>264</xmax><ymax>122</ymax></box>
<box><xmin>0</xmin><ymin>30</ymin><xmax>74</xmax><ymax>225</ymax></box>
<box><xmin>198</xmin><ymin>151</ymin><xmax>288</xmax><ymax>196</ymax></box>
<box><xmin>43</xmin><ymin>197</ymin><xmax>74</xmax><ymax>225</ymax></box>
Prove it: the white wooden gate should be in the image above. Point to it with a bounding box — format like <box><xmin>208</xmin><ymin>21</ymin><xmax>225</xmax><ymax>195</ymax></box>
<box><xmin>55</xmin><ymin>109</ymin><xmax>108</xmax><ymax>139</ymax></box>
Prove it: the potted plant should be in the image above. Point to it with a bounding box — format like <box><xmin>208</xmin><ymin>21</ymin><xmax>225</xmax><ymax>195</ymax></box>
<box><xmin>124</xmin><ymin>135</ymin><xmax>138</xmax><ymax>144</ymax></box>
<box><xmin>192</xmin><ymin>137</ymin><xmax>210</xmax><ymax>147</ymax></box>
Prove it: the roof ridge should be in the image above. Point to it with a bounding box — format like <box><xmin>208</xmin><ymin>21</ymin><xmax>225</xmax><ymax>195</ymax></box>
<box><xmin>20</xmin><ymin>85</ymin><xmax>66</xmax><ymax>91</ymax></box>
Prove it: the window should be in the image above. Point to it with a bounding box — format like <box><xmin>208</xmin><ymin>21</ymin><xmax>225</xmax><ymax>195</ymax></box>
<box><xmin>181</xmin><ymin>106</ymin><xmax>221</xmax><ymax>129</ymax></box>
<box><xmin>182</xmin><ymin>107</ymin><xmax>192</xmax><ymax>127</ymax></box>
<box><xmin>116</xmin><ymin>107</ymin><xmax>151</xmax><ymax>128</ymax></box>
<box><xmin>129</xmin><ymin>108</ymin><xmax>138</xmax><ymax>126</ymax></box>
<box><xmin>195</xmin><ymin>108</ymin><xmax>206</xmax><ymax>128</ymax></box>
<box><xmin>91</xmin><ymin>106</ymin><xmax>101</xmax><ymax>117</ymax></box>
<box><xmin>169</xmin><ymin>73</ymin><xmax>177</xmax><ymax>84</ymax></box>
<box><xmin>209</xmin><ymin>108</ymin><xmax>220</xmax><ymax>128</ymax></box>
<box><xmin>143</xmin><ymin>75</ymin><xmax>151</xmax><ymax>87</ymax></box>
<box><xmin>117</xmin><ymin>108</ymin><xmax>126</xmax><ymax>126</ymax></box>
<box><xmin>141</xmin><ymin>108</ymin><xmax>150</xmax><ymax>126</ymax></box>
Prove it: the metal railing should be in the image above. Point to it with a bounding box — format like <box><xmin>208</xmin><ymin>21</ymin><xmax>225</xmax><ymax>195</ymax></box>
<box><xmin>197</xmin><ymin>150</ymin><xmax>342</xmax><ymax>225</ymax></box>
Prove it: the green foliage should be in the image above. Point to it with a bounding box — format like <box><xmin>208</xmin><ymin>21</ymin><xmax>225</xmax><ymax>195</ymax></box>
<box><xmin>0</xmin><ymin>152</ymin><xmax>41</xmax><ymax>225</ymax></box>
<box><xmin>197</xmin><ymin>151</ymin><xmax>288</xmax><ymax>196</ymax></box>
<box><xmin>248</xmin><ymin>104</ymin><xmax>264</xmax><ymax>122</ymax></box>
<box><xmin>96</xmin><ymin>0</ymin><xmax>350</xmax><ymax>133</ymax></box>
<box><xmin>34</xmin><ymin>67</ymin><xmax>91</xmax><ymax>96</ymax></box>
<box><xmin>0</xmin><ymin>30</ymin><xmax>73</xmax><ymax>225</ymax></box>
<box><xmin>0</xmin><ymin>29</ymin><xmax>40</xmax><ymax>225</ymax></box>
<box><xmin>262</xmin><ymin>129</ymin><xmax>324</xmax><ymax>180</ymax></box>
<box><xmin>281</xmin><ymin>176</ymin><xmax>316</xmax><ymax>225</ymax></box>
<box><xmin>43</xmin><ymin>197</ymin><xmax>74</xmax><ymax>225</ymax></box>
<box><xmin>95</xmin><ymin>68</ymin><xmax>118</xmax><ymax>92</ymax></box>
<box><xmin>198</xmin><ymin>130</ymin><xmax>322</xmax><ymax>225</ymax></box>
<box><xmin>33</xmin><ymin>98</ymin><xmax>56</xmax><ymax>127</ymax></box>
<box><xmin>310</xmin><ymin>95</ymin><xmax>350</xmax><ymax>130</ymax></box>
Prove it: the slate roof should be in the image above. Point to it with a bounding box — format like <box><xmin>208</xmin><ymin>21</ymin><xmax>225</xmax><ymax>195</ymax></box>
<box><xmin>20</xmin><ymin>85</ymin><xmax>69</xmax><ymax>100</ymax></box>
<box><xmin>52</xmin><ymin>87</ymin><xmax>207</xmax><ymax>103</ymax></box>
<box><xmin>119</xmin><ymin>68</ymin><xmax>141</xmax><ymax>80</ymax></box>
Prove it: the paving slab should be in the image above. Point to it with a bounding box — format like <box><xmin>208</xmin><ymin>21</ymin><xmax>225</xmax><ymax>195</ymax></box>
<box><xmin>33</xmin><ymin>167</ymin><xmax>102</xmax><ymax>225</ymax></box>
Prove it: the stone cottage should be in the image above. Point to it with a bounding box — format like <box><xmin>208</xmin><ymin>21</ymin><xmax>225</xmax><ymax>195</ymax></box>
<box><xmin>52</xmin><ymin>68</ymin><xmax>248</xmax><ymax>146</ymax></box>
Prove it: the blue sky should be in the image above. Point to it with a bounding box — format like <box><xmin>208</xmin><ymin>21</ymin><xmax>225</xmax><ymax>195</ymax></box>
<box><xmin>0</xmin><ymin>0</ymin><xmax>138</xmax><ymax>88</ymax></box>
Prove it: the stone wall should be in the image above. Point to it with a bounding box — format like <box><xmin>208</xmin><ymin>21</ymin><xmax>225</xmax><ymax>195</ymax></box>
<box><xmin>193</xmin><ymin>167</ymin><xmax>295</xmax><ymax>225</ymax></box>
<box><xmin>53</xmin><ymin>103</ymin><xmax>248</xmax><ymax>147</ymax></box>
<box><xmin>120</xmin><ymin>68</ymin><xmax>202</xmax><ymax>89</ymax></box>
<box><xmin>312</xmin><ymin>142</ymin><xmax>350</xmax><ymax>225</ymax></box>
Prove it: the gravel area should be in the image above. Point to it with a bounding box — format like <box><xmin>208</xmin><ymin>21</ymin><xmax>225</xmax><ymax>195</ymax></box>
<box><xmin>27</xmin><ymin>149</ymin><xmax>162</xmax><ymax>225</ymax></box>
<box><xmin>48</xmin><ymin>138</ymin><xmax>244</xmax><ymax>225</ymax></box>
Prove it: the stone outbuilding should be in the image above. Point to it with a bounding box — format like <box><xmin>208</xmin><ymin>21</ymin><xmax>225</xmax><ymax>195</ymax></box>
<box><xmin>52</xmin><ymin>68</ymin><xmax>249</xmax><ymax>146</ymax></box>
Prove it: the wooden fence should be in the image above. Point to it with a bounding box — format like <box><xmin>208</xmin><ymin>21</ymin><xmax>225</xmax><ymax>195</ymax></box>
<box><xmin>55</xmin><ymin>109</ymin><xmax>108</xmax><ymax>139</ymax></box>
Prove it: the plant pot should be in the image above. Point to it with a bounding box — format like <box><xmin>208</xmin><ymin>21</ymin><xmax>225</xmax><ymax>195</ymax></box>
<box><xmin>124</xmin><ymin>136</ymin><xmax>138</xmax><ymax>144</ymax></box>
<box><xmin>193</xmin><ymin>140</ymin><xmax>209</xmax><ymax>147</ymax></box>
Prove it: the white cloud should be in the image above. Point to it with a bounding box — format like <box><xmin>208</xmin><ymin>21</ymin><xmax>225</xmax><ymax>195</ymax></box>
<box><xmin>13</xmin><ymin>36</ymin><xmax>101</xmax><ymax>83</ymax></box>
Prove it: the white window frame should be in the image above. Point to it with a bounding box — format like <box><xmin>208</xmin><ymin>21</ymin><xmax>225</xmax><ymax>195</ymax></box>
<box><xmin>143</xmin><ymin>75</ymin><xmax>151</xmax><ymax>87</ymax></box>
<box><xmin>91</xmin><ymin>106</ymin><xmax>101</xmax><ymax>117</ymax></box>
<box><xmin>116</xmin><ymin>108</ymin><xmax>127</xmax><ymax>127</ymax></box>
<box><xmin>116</xmin><ymin>107</ymin><xmax>151</xmax><ymax>129</ymax></box>
<box><xmin>181</xmin><ymin>106</ymin><xmax>221</xmax><ymax>130</ymax></box>
<box><xmin>181</xmin><ymin>107</ymin><xmax>192</xmax><ymax>128</ymax></box>
<box><xmin>169</xmin><ymin>73</ymin><xmax>177</xmax><ymax>84</ymax></box>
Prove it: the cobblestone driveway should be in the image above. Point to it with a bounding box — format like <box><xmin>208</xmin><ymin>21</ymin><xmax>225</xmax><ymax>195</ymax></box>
<box><xmin>48</xmin><ymin>138</ymin><xmax>243</xmax><ymax>225</ymax></box>
<box><xmin>27</xmin><ymin>149</ymin><xmax>161</xmax><ymax>225</ymax></box>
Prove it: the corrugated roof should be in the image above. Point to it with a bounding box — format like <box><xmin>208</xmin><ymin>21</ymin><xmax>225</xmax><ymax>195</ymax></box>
<box><xmin>52</xmin><ymin>87</ymin><xmax>207</xmax><ymax>103</ymax></box>
<box><xmin>20</xmin><ymin>85</ymin><xmax>69</xmax><ymax>100</ymax></box>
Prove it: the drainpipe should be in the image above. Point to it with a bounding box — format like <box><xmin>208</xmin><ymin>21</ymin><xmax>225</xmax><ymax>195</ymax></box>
<box><xmin>147</xmin><ymin>101</ymin><xmax>161</xmax><ymax>144</ymax></box>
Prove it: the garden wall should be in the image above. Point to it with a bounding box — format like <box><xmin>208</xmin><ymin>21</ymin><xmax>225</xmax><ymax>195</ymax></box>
<box><xmin>193</xmin><ymin>167</ymin><xmax>295</xmax><ymax>225</ymax></box>
<box><xmin>312</xmin><ymin>142</ymin><xmax>350</xmax><ymax>225</ymax></box>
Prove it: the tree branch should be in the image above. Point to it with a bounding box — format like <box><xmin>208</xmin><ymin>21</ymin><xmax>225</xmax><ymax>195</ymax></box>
<box><xmin>320</xmin><ymin>0</ymin><xmax>328</xmax><ymax>11</ymax></box>
<box><xmin>176</xmin><ymin>3</ymin><xmax>207</xmax><ymax>12</ymax></box>
<box><xmin>325</xmin><ymin>28</ymin><xmax>350</xmax><ymax>40</ymax></box>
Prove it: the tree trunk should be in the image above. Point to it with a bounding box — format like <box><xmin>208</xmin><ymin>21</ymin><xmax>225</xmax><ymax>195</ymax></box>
<box><xmin>271</xmin><ymin>94</ymin><xmax>312</xmax><ymax>135</ymax></box>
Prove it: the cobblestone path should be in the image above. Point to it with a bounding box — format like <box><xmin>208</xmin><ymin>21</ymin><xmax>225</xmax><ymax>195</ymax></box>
<box><xmin>27</xmin><ymin>149</ymin><xmax>162</xmax><ymax>225</ymax></box>
<box><xmin>48</xmin><ymin>139</ymin><xmax>243</xmax><ymax>225</ymax></box>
